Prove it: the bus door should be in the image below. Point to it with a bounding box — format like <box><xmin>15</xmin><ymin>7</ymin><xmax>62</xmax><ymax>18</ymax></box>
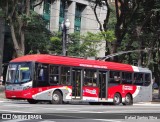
<box><xmin>99</xmin><ymin>71</ymin><xmax>108</xmax><ymax>100</ymax></box>
<box><xmin>72</xmin><ymin>68</ymin><xmax>82</xmax><ymax>99</ymax></box>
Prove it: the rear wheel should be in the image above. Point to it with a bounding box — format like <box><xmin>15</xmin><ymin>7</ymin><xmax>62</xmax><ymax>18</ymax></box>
<box><xmin>27</xmin><ymin>99</ymin><xmax>38</xmax><ymax>104</ymax></box>
<box><xmin>113</xmin><ymin>93</ymin><xmax>121</xmax><ymax>105</ymax></box>
<box><xmin>51</xmin><ymin>91</ymin><xmax>63</xmax><ymax>104</ymax></box>
<box><xmin>122</xmin><ymin>94</ymin><xmax>133</xmax><ymax>105</ymax></box>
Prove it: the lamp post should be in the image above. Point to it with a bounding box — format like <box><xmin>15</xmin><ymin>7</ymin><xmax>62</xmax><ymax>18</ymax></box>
<box><xmin>61</xmin><ymin>19</ymin><xmax>70</xmax><ymax>56</ymax></box>
<box><xmin>61</xmin><ymin>0</ymin><xmax>70</xmax><ymax>56</ymax></box>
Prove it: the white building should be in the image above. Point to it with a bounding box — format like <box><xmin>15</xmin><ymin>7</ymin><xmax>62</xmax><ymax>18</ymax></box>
<box><xmin>34</xmin><ymin>0</ymin><xmax>108</xmax><ymax>57</ymax></box>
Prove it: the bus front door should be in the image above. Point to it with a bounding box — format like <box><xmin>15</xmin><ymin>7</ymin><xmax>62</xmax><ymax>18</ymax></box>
<box><xmin>72</xmin><ymin>68</ymin><xmax>82</xmax><ymax>99</ymax></box>
<box><xmin>99</xmin><ymin>71</ymin><xmax>108</xmax><ymax>100</ymax></box>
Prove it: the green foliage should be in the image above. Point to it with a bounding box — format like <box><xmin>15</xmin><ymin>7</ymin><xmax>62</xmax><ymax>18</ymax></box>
<box><xmin>80</xmin><ymin>32</ymin><xmax>102</xmax><ymax>57</ymax></box>
<box><xmin>67</xmin><ymin>32</ymin><xmax>81</xmax><ymax>56</ymax></box>
<box><xmin>49</xmin><ymin>32</ymin><xmax>62</xmax><ymax>54</ymax></box>
<box><xmin>49</xmin><ymin>31</ymin><xmax>102</xmax><ymax>57</ymax></box>
<box><xmin>101</xmin><ymin>30</ymin><xmax>116</xmax><ymax>42</ymax></box>
<box><xmin>25</xmin><ymin>11</ymin><xmax>52</xmax><ymax>54</ymax></box>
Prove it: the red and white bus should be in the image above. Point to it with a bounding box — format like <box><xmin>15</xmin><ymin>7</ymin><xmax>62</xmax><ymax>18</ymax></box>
<box><xmin>5</xmin><ymin>54</ymin><xmax>152</xmax><ymax>105</ymax></box>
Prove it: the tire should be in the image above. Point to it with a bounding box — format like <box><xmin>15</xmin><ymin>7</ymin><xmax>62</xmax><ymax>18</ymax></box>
<box><xmin>122</xmin><ymin>94</ymin><xmax>133</xmax><ymax>105</ymax></box>
<box><xmin>51</xmin><ymin>91</ymin><xmax>63</xmax><ymax>104</ymax></box>
<box><xmin>27</xmin><ymin>99</ymin><xmax>38</xmax><ymax>104</ymax></box>
<box><xmin>113</xmin><ymin>93</ymin><xmax>121</xmax><ymax>105</ymax></box>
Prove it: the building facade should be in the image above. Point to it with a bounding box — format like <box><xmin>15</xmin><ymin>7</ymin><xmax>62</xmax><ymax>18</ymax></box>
<box><xmin>34</xmin><ymin>0</ymin><xmax>108</xmax><ymax>57</ymax></box>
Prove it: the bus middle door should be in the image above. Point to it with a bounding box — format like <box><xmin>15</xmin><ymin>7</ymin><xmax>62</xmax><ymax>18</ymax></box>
<box><xmin>72</xmin><ymin>68</ymin><xmax>82</xmax><ymax>100</ymax></box>
<box><xmin>99</xmin><ymin>71</ymin><xmax>108</xmax><ymax>101</ymax></box>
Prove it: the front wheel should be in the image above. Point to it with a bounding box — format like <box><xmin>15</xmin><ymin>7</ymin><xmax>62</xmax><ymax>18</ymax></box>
<box><xmin>27</xmin><ymin>99</ymin><xmax>38</xmax><ymax>104</ymax></box>
<box><xmin>122</xmin><ymin>94</ymin><xmax>133</xmax><ymax>105</ymax></box>
<box><xmin>51</xmin><ymin>91</ymin><xmax>63</xmax><ymax>104</ymax></box>
<box><xmin>113</xmin><ymin>93</ymin><xmax>121</xmax><ymax>105</ymax></box>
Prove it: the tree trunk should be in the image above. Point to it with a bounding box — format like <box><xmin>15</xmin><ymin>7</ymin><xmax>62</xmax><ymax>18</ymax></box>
<box><xmin>10</xmin><ymin>22</ymin><xmax>23</xmax><ymax>57</ymax></box>
<box><xmin>0</xmin><ymin>17</ymin><xmax>5</xmax><ymax>76</ymax></box>
<box><xmin>20</xmin><ymin>30</ymin><xmax>25</xmax><ymax>55</ymax></box>
<box><xmin>137</xmin><ymin>40</ymin><xmax>142</xmax><ymax>67</ymax></box>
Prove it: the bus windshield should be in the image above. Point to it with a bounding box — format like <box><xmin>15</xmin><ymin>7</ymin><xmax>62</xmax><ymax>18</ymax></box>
<box><xmin>6</xmin><ymin>62</ymin><xmax>32</xmax><ymax>84</ymax></box>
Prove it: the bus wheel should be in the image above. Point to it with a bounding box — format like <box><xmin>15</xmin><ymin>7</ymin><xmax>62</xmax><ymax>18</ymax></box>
<box><xmin>113</xmin><ymin>93</ymin><xmax>121</xmax><ymax>105</ymax></box>
<box><xmin>27</xmin><ymin>99</ymin><xmax>38</xmax><ymax>104</ymax></box>
<box><xmin>51</xmin><ymin>91</ymin><xmax>63</xmax><ymax>104</ymax></box>
<box><xmin>123</xmin><ymin>94</ymin><xmax>133</xmax><ymax>105</ymax></box>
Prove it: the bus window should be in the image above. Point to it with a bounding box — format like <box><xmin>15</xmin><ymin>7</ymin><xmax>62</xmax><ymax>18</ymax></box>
<box><xmin>144</xmin><ymin>73</ymin><xmax>151</xmax><ymax>86</ymax></box>
<box><xmin>61</xmin><ymin>66</ymin><xmax>71</xmax><ymax>85</ymax></box>
<box><xmin>36</xmin><ymin>64</ymin><xmax>49</xmax><ymax>87</ymax></box>
<box><xmin>84</xmin><ymin>69</ymin><xmax>97</xmax><ymax>87</ymax></box>
<box><xmin>133</xmin><ymin>73</ymin><xmax>143</xmax><ymax>86</ymax></box>
<box><xmin>49</xmin><ymin>65</ymin><xmax>59</xmax><ymax>85</ymax></box>
<box><xmin>122</xmin><ymin>72</ymin><xmax>132</xmax><ymax>84</ymax></box>
<box><xmin>109</xmin><ymin>71</ymin><xmax>121</xmax><ymax>84</ymax></box>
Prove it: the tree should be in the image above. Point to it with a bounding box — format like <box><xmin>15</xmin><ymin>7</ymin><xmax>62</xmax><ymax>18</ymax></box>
<box><xmin>50</xmin><ymin>32</ymin><xmax>102</xmax><ymax>58</ymax></box>
<box><xmin>88</xmin><ymin>0</ymin><xmax>113</xmax><ymax>56</ymax></box>
<box><xmin>80</xmin><ymin>32</ymin><xmax>103</xmax><ymax>58</ymax></box>
<box><xmin>50</xmin><ymin>32</ymin><xmax>63</xmax><ymax>55</ymax></box>
<box><xmin>25</xmin><ymin>11</ymin><xmax>52</xmax><ymax>54</ymax></box>
<box><xmin>0</xmin><ymin>0</ymin><xmax>48</xmax><ymax>57</ymax></box>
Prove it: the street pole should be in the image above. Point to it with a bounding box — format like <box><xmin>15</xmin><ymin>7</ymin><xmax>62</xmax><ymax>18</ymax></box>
<box><xmin>62</xmin><ymin>0</ymin><xmax>68</xmax><ymax>56</ymax></box>
<box><xmin>0</xmin><ymin>17</ymin><xmax>5</xmax><ymax>77</ymax></box>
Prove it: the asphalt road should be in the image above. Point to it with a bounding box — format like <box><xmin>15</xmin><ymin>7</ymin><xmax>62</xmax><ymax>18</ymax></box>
<box><xmin>0</xmin><ymin>100</ymin><xmax>160</xmax><ymax>122</ymax></box>
<box><xmin>0</xmin><ymin>86</ymin><xmax>160</xmax><ymax>122</ymax></box>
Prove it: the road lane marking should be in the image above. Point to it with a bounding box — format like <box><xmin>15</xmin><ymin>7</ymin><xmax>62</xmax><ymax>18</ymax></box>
<box><xmin>134</xmin><ymin>103</ymin><xmax>160</xmax><ymax>106</ymax></box>
<box><xmin>0</xmin><ymin>110</ymin><xmax>33</xmax><ymax>113</ymax></box>
<box><xmin>94</xmin><ymin>119</ymin><xmax>123</xmax><ymax>122</ymax></box>
<box><xmin>1</xmin><ymin>119</ymin><xmax>25</xmax><ymax>122</ymax></box>
<box><xmin>38</xmin><ymin>120</ymin><xmax>56</xmax><ymax>122</ymax></box>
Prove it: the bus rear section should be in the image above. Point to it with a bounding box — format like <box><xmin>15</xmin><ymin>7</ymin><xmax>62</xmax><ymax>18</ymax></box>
<box><xmin>105</xmin><ymin>70</ymin><xmax>152</xmax><ymax>105</ymax></box>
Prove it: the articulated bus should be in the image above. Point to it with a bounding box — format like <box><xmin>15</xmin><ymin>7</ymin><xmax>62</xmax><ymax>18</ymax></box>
<box><xmin>5</xmin><ymin>54</ymin><xmax>152</xmax><ymax>105</ymax></box>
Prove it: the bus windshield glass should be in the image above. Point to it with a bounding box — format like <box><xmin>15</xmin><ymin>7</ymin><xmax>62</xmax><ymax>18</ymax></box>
<box><xmin>6</xmin><ymin>62</ymin><xmax>32</xmax><ymax>84</ymax></box>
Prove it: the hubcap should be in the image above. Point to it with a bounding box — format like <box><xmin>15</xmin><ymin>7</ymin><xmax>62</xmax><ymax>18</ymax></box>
<box><xmin>53</xmin><ymin>94</ymin><xmax>59</xmax><ymax>101</ymax></box>
<box><xmin>126</xmin><ymin>95</ymin><xmax>130</xmax><ymax>103</ymax></box>
<box><xmin>115</xmin><ymin>96</ymin><xmax>119</xmax><ymax>103</ymax></box>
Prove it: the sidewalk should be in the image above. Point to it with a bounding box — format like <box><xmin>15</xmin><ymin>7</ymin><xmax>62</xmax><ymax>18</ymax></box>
<box><xmin>152</xmin><ymin>89</ymin><xmax>160</xmax><ymax>102</ymax></box>
<box><xmin>0</xmin><ymin>85</ymin><xmax>5</xmax><ymax>100</ymax></box>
